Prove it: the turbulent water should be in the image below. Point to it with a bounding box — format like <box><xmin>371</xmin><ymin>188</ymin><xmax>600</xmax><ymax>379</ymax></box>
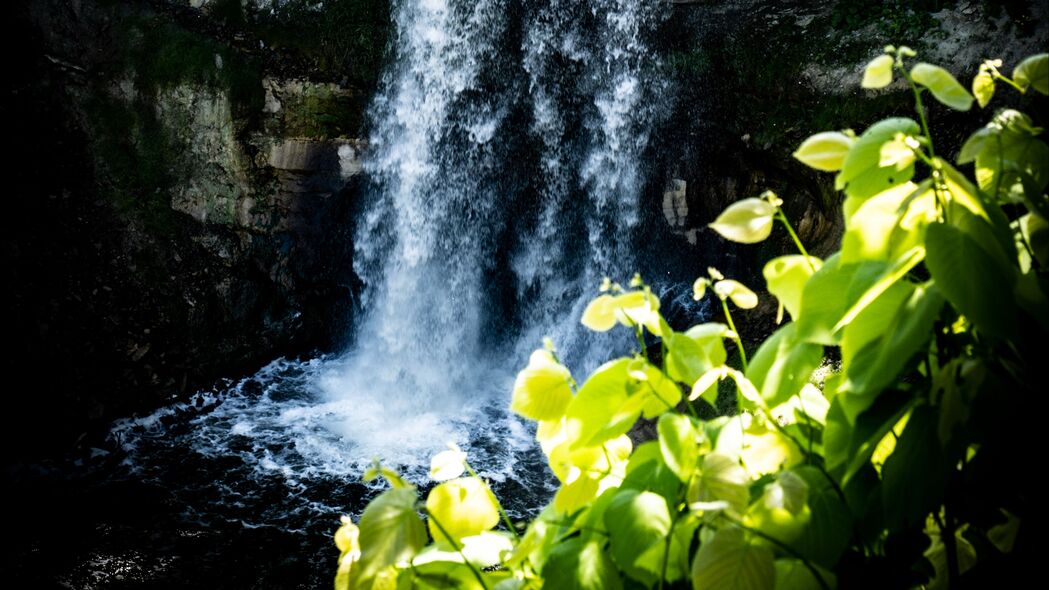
<box><xmin>112</xmin><ymin>0</ymin><xmax>682</xmax><ymax>529</ymax></box>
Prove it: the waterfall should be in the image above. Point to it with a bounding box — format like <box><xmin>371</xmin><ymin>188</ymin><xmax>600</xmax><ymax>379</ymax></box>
<box><xmin>111</xmin><ymin>0</ymin><xmax>674</xmax><ymax>524</ymax></box>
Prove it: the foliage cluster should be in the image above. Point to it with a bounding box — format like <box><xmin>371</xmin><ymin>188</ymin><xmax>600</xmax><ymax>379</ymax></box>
<box><xmin>332</xmin><ymin>46</ymin><xmax>1047</xmax><ymax>590</ymax></box>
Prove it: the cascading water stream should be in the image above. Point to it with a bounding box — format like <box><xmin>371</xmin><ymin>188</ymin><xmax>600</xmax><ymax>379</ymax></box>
<box><xmin>110</xmin><ymin>0</ymin><xmax>674</xmax><ymax>529</ymax></box>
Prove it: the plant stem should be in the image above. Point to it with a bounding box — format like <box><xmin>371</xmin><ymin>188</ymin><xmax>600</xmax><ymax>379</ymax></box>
<box><xmin>776</xmin><ymin>209</ymin><xmax>814</xmax><ymax>268</ymax></box>
<box><xmin>721</xmin><ymin>299</ymin><xmax>748</xmax><ymax>373</ymax></box>
<box><xmin>426</xmin><ymin>511</ymin><xmax>490</xmax><ymax>590</ymax></box>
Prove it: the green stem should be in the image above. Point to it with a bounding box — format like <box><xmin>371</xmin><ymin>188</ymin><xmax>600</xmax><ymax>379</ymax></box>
<box><xmin>993</xmin><ymin>73</ymin><xmax>1025</xmax><ymax>92</ymax></box>
<box><xmin>426</xmin><ymin>511</ymin><xmax>490</xmax><ymax>590</ymax></box>
<box><xmin>775</xmin><ymin>209</ymin><xmax>814</xmax><ymax>268</ymax></box>
<box><xmin>720</xmin><ymin>516</ymin><xmax>831</xmax><ymax>590</ymax></box>
<box><xmin>721</xmin><ymin>299</ymin><xmax>748</xmax><ymax>373</ymax></box>
<box><xmin>933</xmin><ymin>510</ymin><xmax>961</xmax><ymax>589</ymax></box>
<box><xmin>463</xmin><ymin>461</ymin><xmax>520</xmax><ymax>541</ymax></box>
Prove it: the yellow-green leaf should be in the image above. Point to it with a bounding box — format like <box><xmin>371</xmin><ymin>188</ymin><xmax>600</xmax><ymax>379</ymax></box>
<box><xmin>581</xmin><ymin>294</ymin><xmax>618</xmax><ymax>331</ymax></box>
<box><xmin>714</xmin><ymin>279</ymin><xmax>759</xmax><ymax>309</ymax></box>
<box><xmin>911</xmin><ymin>62</ymin><xmax>974</xmax><ymax>111</ymax></box>
<box><xmin>836</xmin><ymin>118</ymin><xmax>921</xmax><ymax>200</ymax></box>
<box><xmin>1013</xmin><ymin>53</ymin><xmax>1048</xmax><ymax>95</ymax></box>
<box><xmin>972</xmin><ymin>70</ymin><xmax>995</xmax><ymax>108</ymax></box>
<box><xmin>793</xmin><ymin>131</ymin><xmax>855</xmax><ymax>171</ymax></box>
<box><xmin>709</xmin><ymin>198</ymin><xmax>777</xmax><ymax>244</ymax></box>
<box><xmin>511</xmin><ymin>349</ymin><xmax>573</xmax><ymax>421</ymax></box>
<box><xmin>763</xmin><ymin>255</ymin><xmax>821</xmax><ymax>321</ymax></box>
<box><xmin>861</xmin><ymin>54</ymin><xmax>894</xmax><ymax>89</ymax></box>
<box><xmin>429</xmin><ymin>449</ymin><xmax>467</xmax><ymax>482</ymax></box>
<box><xmin>426</xmin><ymin>477</ymin><xmax>500</xmax><ymax>545</ymax></box>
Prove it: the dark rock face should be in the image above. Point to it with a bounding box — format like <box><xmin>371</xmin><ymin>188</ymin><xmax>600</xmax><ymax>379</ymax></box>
<box><xmin>3</xmin><ymin>0</ymin><xmax>376</xmax><ymax>459</ymax></box>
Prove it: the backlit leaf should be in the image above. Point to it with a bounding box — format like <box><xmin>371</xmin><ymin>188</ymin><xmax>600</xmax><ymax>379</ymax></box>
<box><xmin>658</xmin><ymin>413</ymin><xmax>699</xmax><ymax>482</ymax></box>
<box><xmin>426</xmin><ymin>477</ymin><xmax>500</xmax><ymax>545</ymax></box>
<box><xmin>511</xmin><ymin>349</ymin><xmax>573</xmax><ymax>421</ymax></box>
<box><xmin>709</xmin><ymin>198</ymin><xmax>777</xmax><ymax>244</ymax></box>
<box><xmin>763</xmin><ymin>255</ymin><xmax>822</xmax><ymax>321</ymax></box>
<box><xmin>972</xmin><ymin>69</ymin><xmax>995</xmax><ymax>108</ymax></box>
<box><xmin>542</xmin><ymin>537</ymin><xmax>623</xmax><ymax>590</ymax></box>
<box><xmin>429</xmin><ymin>448</ymin><xmax>467</xmax><ymax>482</ymax></box>
<box><xmin>911</xmin><ymin>62</ymin><xmax>974</xmax><ymax>111</ymax></box>
<box><xmin>836</xmin><ymin>118</ymin><xmax>920</xmax><ymax>200</ymax></box>
<box><xmin>861</xmin><ymin>54</ymin><xmax>894</xmax><ymax>89</ymax></box>
<box><xmin>793</xmin><ymin>131</ymin><xmax>855</xmax><ymax>171</ymax></box>
<box><xmin>746</xmin><ymin>323</ymin><xmax>823</xmax><ymax>408</ymax></box>
<box><xmin>715</xmin><ymin>279</ymin><xmax>759</xmax><ymax>309</ymax></box>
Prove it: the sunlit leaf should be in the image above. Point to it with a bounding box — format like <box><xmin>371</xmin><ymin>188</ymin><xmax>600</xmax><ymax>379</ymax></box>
<box><xmin>793</xmin><ymin>131</ymin><xmax>855</xmax><ymax>171</ymax></box>
<box><xmin>511</xmin><ymin>350</ymin><xmax>572</xmax><ymax>423</ymax></box>
<box><xmin>689</xmin><ymin>452</ymin><xmax>750</xmax><ymax>515</ymax></box>
<box><xmin>658</xmin><ymin>413</ymin><xmax>699</xmax><ymax>482</ymax></box>
<box><xmin>861</xmin><ymin>54</ymin><xmax>894</xmax><ymax>89</ymax></box>
<box><xmin>763</xmin><ymin>255</ymin><xmax>822</xmax><ymax>321</ymax></box>
<box><xmin>334</xmin><ymin>516</ymin><xmax>361</xmax><ymax>590</ymax></box>
<box><xmin>972</xmin><ymin>69</ymin><xmax>995</xmax><ymax>108</ymax></box>
<box><xmin>709</xmin><ymin>198</ymin><xmax>778</xmax><ymax>244</ymax></box>
<box><xmin>911</xmin><ymin>62</ymin><xmax>974</xmax><ymax>111</ymax></box>
<box><xmin>742</xmin><ymin>420</ymin><xmax>803</xmax><ymax>476</ymax></box>
<box><xmin>836</xmin><ymin>118</ymin><xmax>921</xmax><ymax>200</ymax></box>
<box><xmin>581</xmin><ymin>294</ymin><xmax>618</xmax><ymax>332</ymax></box>
<box><xmin>563</xmin><ymin>358</ymin><xmax>631</xmax><ymax>450</ymax></box>
<box><xmin>691</xmin><ymin>527</ymin><xmax>775</xmax><ymax>590</ymax></box>
<box><xmin>715</xmin><ymin>279</ymin><xmax>759</xmax><ymax>309</ymax></box>
<box><xmin>878</xmin><ymin>136</ymin><xmax>916</xmax><ymax>171</ymax></box>
<box><xmin>426</xmin><ymin>477</ymin><xmax>500</xmax><ymax>545</ymax></box>
<box><xmin>745</xmin><ymin>471</ymin><xmax>811</xmax><ymax>545</ymax></box>
<box><xmin>430</xmin><ymin>448</ymin><xmax>467</xmax><ymax>482</ymax></box>
<box><xmin>842</xmin><ymin>181</ymin><xmax>936</xmax><ymax>264</ymax></box>
<box><xmin>1013</xmin><ymin>53</ymin><xmax>1048</xmax><ymax>95</ymax></box>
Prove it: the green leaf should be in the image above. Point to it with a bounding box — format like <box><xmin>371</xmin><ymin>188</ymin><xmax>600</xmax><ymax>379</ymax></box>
<box><xmin>691</xmin><ymin>527</ymin><xmax>775</xmax><ymax>590</ymax></box>
<box><xmin>604</xmin><ymin>490</ymin><xmax>672</xmax><ymax>585</ymax></box>
<box><xmin>911</xmin><ymin>62</ymin><xmax>974</xmax><ymax>111</ymax></box>
<box><xmin>542</xmin><ymin>537</ymin><xmax>623</xmax><ymax>590</ymax></box>
<box><xmin>709</xmin><ymin>198</ymin><xmax>778</xmax><ymax>244</ymax></box>
<box><xmin>745</xmin><ymin>471</ymin><xmax>811</xmax><ymax>545</ymax></box>
<box><xmin>658</xmin><ymin>413</ymin><xmax>699</xmax><ymax>482</ymax></box>
<box><xmin>352</xmin><ymin>487</ymin><xmax>427</xmax><ymax>590</ymax></box>
<box><xmin>636</xmin><ymin>512</ymin><xmax>700</xmax><ymax>583</ymax></box>
<box><xmin>581</xmin><ymin>294</ymin><xmax>618</xmax><ymax>332</ymax></box>
<box><xmin>841</xmin><ymin>181</ymin><xmax>936</xmax><ymax>264</ymax></box>
<box><xmin>763</xmin><ymin>255</ymin><xmax>822</xmax><ymax>321</ymax></box>
<box><xmin>925</xmin><ymin>222</ymin><xmax>1018</xmax><ymax>341</ymax></box>
<box><xmin>839</xmin><ymin>283</ymin><xmax>943</xmax><ymax>421</ymax></box>
<box><xmin>426</xmin><ymin>477</ymin><xmax>500</xmax><ymax>545</ymax></box>
<box><xmin>511</xmin><ymin>349</ymin><xmax>573</xmax><ymax>421</ymax></box>
<box><xmin>793</xmin><ymin>131</ymin><xmax>855</xmax><ymax>171</ymax></box>
<box><xmin>796</xmin><ymin>254</ymin><xmax>891</xmax><ymax>345</ymax></box>
<box><xmin>563</xmin><ymin>358</ymin><xmax>631</xmax><ymax>449</ymax></box>
<box><xmin>792</xmin><ymin>466</ymin><xmax>852</xmax><ymax>569</ymax></box>
<box><xmin>665</xmin><ymin>326</ymin><xmax>727</xmax><ymax>385</ymax></box>
<box><xmin>689</xmin><ymin>452</ymin><xmax>750</xmax><ymax>514</ymax></box>
<box><xmin>836</xmin><ymin>118</ymin><xmax>921</xmax><ymax>200</ymax></box>
<box><xmin>881</xmin><ymin>406</ymin><xmax>951</xmax><ymax>532</ymax></box>
<box><xmin>861</xmin><ymin>54</ymin><xmax>894</xmax><ymax>89</ymax></box>
<box><xmin>969</xmin><ymin>110</ymin><xmax>1049</xmax><ymax>203</ymax></box>
<box><xmin>972</xmin><ymin>70</ymin><xmax>995</xmax><ymax>108</ymax></box>
<box><xmin>823</xmin><ymin>389</ymin><xmax>913</xmax><ymax>479</ymax></box>
<box><xmin>746</xmin><ymin>323</ymin><xmax>823</xmax><ymax>408</ymax></box>
<box><xmin>1013</xmin><ymin>53</ymin><xmax>1048</xmax><ymax>95</ymax></box>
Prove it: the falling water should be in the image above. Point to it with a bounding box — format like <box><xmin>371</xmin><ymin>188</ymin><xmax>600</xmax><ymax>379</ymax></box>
<box><xmin>111</xmin><ymin>0</ymin><xmax>674</xmax><ymax>526</ymax></box>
